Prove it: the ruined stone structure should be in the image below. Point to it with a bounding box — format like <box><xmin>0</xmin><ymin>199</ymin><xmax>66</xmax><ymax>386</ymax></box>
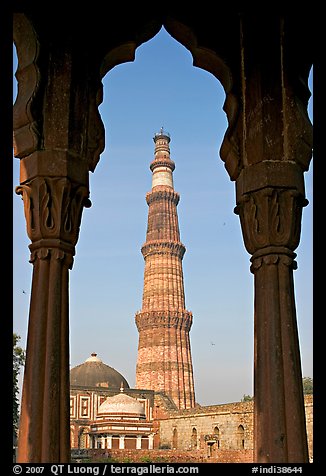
<box><xmin>135</xmin><ymin>129</ymin><xmax>195</xmax><ymax>410</ymax></box>
<box><xmin>68</xmin><ymin>353</ymin><xmax>313</xmax><ymax>462</ymax></box>
<box><xmin>14</xmin><ymin>8</ymin><xmax>313</xmax><ymax>463</ymax></box>
<box><xmin>156</xmin><ymin>394</ymin><xmax>313</xmax><ymax>462</ymax></box>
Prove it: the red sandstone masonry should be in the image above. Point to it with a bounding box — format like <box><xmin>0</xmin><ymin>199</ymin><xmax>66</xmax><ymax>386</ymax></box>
<box><xmin>88</xmin><ymin>448</ymin><xmax>254</xmax><ymax>463</ymax></box>
<box><xmin>135</xmin><ymin>131</ymin><xmax>195</xmax><ymax>409</ymax></box>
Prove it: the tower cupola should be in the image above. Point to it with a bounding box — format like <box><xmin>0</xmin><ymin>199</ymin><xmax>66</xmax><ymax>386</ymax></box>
<box><xmin>150</xmin><ymin>128</ymin><xmax>175</xmax><ymax>188</ymax></box>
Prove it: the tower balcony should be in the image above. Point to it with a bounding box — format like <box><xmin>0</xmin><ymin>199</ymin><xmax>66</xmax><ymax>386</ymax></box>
<box><xmin>135</xmin><ymin>309</ymin><xmax>193</xmax><ymax>332</ymax></box>
<box><xmin>153</xmin><ymin>128</ymin><xmax>170</xmax><ymax>143</ymax></box>
<box><xmin>141</xmin><ymin>240</ymin><xmax>186</xmax><ymax>259</ymax></box>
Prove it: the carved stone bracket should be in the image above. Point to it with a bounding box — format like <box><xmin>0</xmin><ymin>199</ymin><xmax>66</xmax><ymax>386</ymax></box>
<box><xmin>85</xmin><ymin>79</ymin><xmax>105</xmax><ymax>173</ymax></box>
<box><xmin>16</xmin><ymin>177</ymin><xmax>91</xmax><ymax>268</ymax></box>
<box><xmin>234</xmin><ymin>187</ymin><xmax>308</xmax><ymax>259</ymax></box>
<box><xmin>13</xmin><ymin>13</ymin><xmax>43</xmax><ymax>158</ymax></box>
<box><xmin>14</xmin><ymin>13</ymin><xmax>105</xmax><ymax>174</ymax></box>
<box><xmin>219</xmin><ymin>91</ymin><xmax>242</xmax><ymax>181</ymax></box>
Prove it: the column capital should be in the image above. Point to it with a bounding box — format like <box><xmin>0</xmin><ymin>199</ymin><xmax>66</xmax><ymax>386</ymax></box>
<box><xmin>16</xmin><ymin>176</ymin><xmax>90</xmax><ymax>268</ymax></box>
<box><xmin>234</xmin><ymin>186</ymin><xmax>308</xmax><ymax>257</ymax></box>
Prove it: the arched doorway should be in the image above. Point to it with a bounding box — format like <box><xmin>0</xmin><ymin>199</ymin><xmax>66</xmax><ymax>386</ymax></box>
<box><xmin>214</xmin><ymin>426</ymin><xmax>220</xmax><ymax>449</ymax></box>
<box><xmin>13</xmin><ymin>10</ymin><xmax>313</xmax><ymax>463</ymax></box>
<box><xmin>172</xmin><ymin>428</ymin><xmax>178</xmax><ymax>449</ymax></box>
<box><xmin>237</xmin><ymin>425</ymin><xmax>245</xmax><ymax>450</ymax></box>
<box><xmin>191</xmin><ymin>428</ymin><xmax>198</xmax><ymax>449</ymax></box>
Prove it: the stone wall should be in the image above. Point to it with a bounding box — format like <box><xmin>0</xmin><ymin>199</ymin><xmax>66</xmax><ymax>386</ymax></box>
<box><xmin>157</xmin><ymin>395</ymin><xmax>313</xmax><ymax>461</ymax></box>
<box><xmin>86</xmin><ymin>448</ymin><xmax>253</xmax><ymax>463</ymax></box>
<box><xmin>215</xmin><ymin>450</ymin><xmax>254</xmax><ymax>463</ymax></box>
<box><xmin>304</xmin><ymin>394</ymin><xmax>313</xmax><ymax>460</ymax></box>
<box><xmin>70</xmin><ymin>393</ymin><xmax>313</xmax><ymax>463</ymax></box>
<box><xmin>158</xmin><ymin>400</ymin><xmax>254</xmax><ymax>451</ymax></box>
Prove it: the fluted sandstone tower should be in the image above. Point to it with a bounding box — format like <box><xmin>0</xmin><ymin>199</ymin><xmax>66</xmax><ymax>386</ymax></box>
<box><xmin>135</xmin><ymin>129</ymin><xmax>195</xmax><ymax>409</ymax></box>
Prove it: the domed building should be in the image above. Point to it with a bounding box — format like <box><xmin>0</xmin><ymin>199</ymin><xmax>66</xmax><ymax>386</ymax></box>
<box><xmin>89</xmin><ymin>390</ymin><xmax>155</xmax><ymax>450</ymax></box>
<box><xmin>70</xmin><ymin>352</ymin><xmax>130</xmax><ymax>389</ymax></box>
<box><xmin>70</xmin><ymin>353</ymin><xmax>313</xmax><ymax>462</ymax></box>
<box><xmin>97</xmin><ymin>392</ymin><xmax>146</xmax><ymax>419</ymax></box>
<box><xmin>69</xmin><ymin>353</ymin><xmax>155</xmax><ymax>450</ymax></box>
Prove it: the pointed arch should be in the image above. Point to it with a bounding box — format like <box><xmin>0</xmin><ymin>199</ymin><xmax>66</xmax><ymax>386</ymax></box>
<box><xmin>172</xmin><ymin>428</ymin><xmax>178</xmax><ymax>449</ymax></box>
<box><xmin>237</xmin><ymin>424</ymin><xmax>245</xmax><ymax>449</ymax></box>
<box><xmin>98</xmin><ymin>19</ymin><xmax>240</xmax><ymax>181</ymax></box>
<box><xmin>214</xmin><ymin>425</ymin><xmax>220</xmax><ymax>448</ymax></box>
<box><xmin>191</xmin><ymin>427</ymin><xmax>198</xmax><ymax>449</ymax></box>
<box><xmin>13</xmin><ymin>13</ymin><xmax>42</xmax><ymax>158</ymax></box>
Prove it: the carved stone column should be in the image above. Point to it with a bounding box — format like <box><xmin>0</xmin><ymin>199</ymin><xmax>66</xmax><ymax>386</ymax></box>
<box><xmin>13</xmin><ymin>13</ymin><xmax>104</xmax><ymax>462</ymax></box>
<box><xmin>235</xmin><ymin>176</ymin><xmax>309</xmax><ymax>462</ymax></box>
<box><xmin>230</xmin><ymin>15</ymin><xmax>313</xmax><ymax>463</ymax></box>
<box><xmin>16</xmin><ymin>177</ymin><xmax>91</xmax><ymax>462</ymax></box>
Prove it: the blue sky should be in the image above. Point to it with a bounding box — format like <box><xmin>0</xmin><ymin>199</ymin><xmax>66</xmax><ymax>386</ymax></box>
<box><xmin>13</xmin><ymin>27</ymin><xmax>313</xmax><ymax>406</ymax></box>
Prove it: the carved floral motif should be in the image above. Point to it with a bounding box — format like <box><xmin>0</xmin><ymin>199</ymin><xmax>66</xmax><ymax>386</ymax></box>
<box><xmin>16</xmin><ymin>177</ymin><xmax>91</xmax><ymax>253</ymax></box>
<box><xmin>234</xmin><ymin>187</ymin><xmax>308</xmax><ymax>256</ymax></box>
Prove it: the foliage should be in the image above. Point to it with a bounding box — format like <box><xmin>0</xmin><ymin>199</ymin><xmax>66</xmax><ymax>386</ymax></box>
<box><xmin>302</xmin><ymin>376</ymin><xmax>313</xmax><ymax>394</ymax></box>
<box><xmin>139</xmin><ymin>455</ymin><xmax>152</xmax><ymax>463</ymax></box>
<box><xmin>240</xmin><ymin>377</ymin><xmax>313</xmax><ymax>403</ymax></box>
<box><xmin>241</xmin><ymin>394</ymin><xmax>254</xmax><ymax>402</ymax></box>
<box><xmin>13</xmin><ymin>333</ymin><xmax>25</xmax><ymax>437</ymax></box>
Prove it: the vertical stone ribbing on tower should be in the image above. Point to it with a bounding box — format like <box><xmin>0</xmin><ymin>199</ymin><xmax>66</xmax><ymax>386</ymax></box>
<box><xmin>135</xmin><ymin>129</ymin><xmax>195</xmax><ymax>409</ymax></box>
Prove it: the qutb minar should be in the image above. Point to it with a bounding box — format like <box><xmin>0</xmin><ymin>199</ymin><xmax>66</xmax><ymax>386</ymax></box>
<box><xmin>135</xmin><ymin>128</ymin><xmax>195</xmax><ymax>409</ymax></box>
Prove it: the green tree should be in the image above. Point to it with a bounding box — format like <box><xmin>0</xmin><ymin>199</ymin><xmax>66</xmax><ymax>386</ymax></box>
<box><xmin>302</xmin><ymin>376</ymin><xmax>313</xmax><ymax>394</ymax></box>
<box><xmin>13</xmin><ymin>333</ymin><xmax>25</xmax><ymax>437</ymax></box>
<box><xmin>241</xmin><ymin>394</ymin><xmax>254</xmax><ymax>402</ymax></box>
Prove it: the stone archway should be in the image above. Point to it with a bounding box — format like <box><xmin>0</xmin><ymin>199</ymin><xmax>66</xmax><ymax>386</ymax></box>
<box><xmin>237</xmin><ymin>425</ymin><xmax>245</xmax><ymax>450</ymax></box>
<box><xmin>172</xmin><ymin>428</ymin><xmax>178</xmax><ymax>450</ymax></box>
<box><xmin>13</xmin><ymin>9</ymin><xmax>312</xmax><ymax>463</ymax></box>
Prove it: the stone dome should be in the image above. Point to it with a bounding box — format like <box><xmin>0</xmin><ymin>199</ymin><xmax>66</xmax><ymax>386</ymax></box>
<box><xmin>97</xmin><ymin>392</ymin><xmax>145</xmax><ymax>419</ymax></box>
<box><xmin>70</xmin><ymin>353</ymin><xmax>130</xmax><ymax>389</ymax></box>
